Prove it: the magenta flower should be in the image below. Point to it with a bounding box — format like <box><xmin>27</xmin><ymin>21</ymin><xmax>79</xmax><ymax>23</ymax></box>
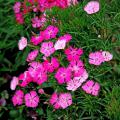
<box><xmin>41</xmin><ymin>25</ymin><xmax>59</xmax><ymax>40</ymax></box>
<box><xmin>30</xmin><ymin>35</ymin><xmax>44</xmax><ymax>45</ymax></box>
<box><xmin>18</xmin><ymin>37</ymin><xmax>27</xmax><ymax>50</ymax></box>
<box><xmin>89</xmin><ymin>51</ymin><xmax>104</xmax><ymax>65</ymax></box>
<box><xmin>10</xmin><ymin>76</ymin><xmax>19</xmax><ymax>90</ymax></box>
<box><xmin>43</xmin><ymin>57</ymin><xmax>60</xmax><ymax>73</ymax></box>
<box><xmin>58</xmin><ymin>93</ymin><xmax>72</xmax><ymax>109</ymax></box>
<box><xmin>56</xmin><ymin>0</ymin><xmax>68</xmax><ymax>9</ymax></box>
<box><xmin>49</xmin><ymin>92</ymin><xmax>60</xmax><ymax>109</ymax></box>
<box><xmin>102</xmin><ymin>51</ymin><xmax>113</xmax><ymax>62</ymax></box>
<box><xmin>68</xmin><ymin>60</ymin><xmax>85</xmax><ymax>77</ymax></box>
<box><xmin>59</xmin><ymin>34</ymin><xmax>72</xmax><ymax>42</ymax></box>
<box><xmin>12</xmin><ymin>90</ymin><xmax>24</xmax><ymax>106</ymax></box>
<box><xmin>82</xmin><ymin>80</ymin><xmax>100</xmax><ymax>96</ymax></box>
<box><xmin>65</xmin><ymin>47</ymin><xmax>83</xmax><ymax>61</ymax></box>
<box><xmin>55</xmin><ymin>67</ymin><xmax>72</xmax><ymax>84</ymax></box>
<box><xmin>13</xmin><ymin>2</ymin><xmax>21</xmax><ymax>13</ymax></box>
<box><xmin>25</xmin><ymin>91</ymin><xmax>39</xmax><ymax>108</ymax></box>
<box><xmin>26</xmin><ymin>50</ymin><xmax>39</xmax><ymax>62</ymax></box>
<box><xmin>15</xmin><ymin>12</ymin><xmax>24</xmax><ymax>24</ymax></box>
<box><xmin>18</xmin><ymin>71</ymin><xmax>32</xmax><ymax>87</ymax></box>
<box><xmin>40</xmin><ymin>42</ymin><xmax>55</xmax><ymax>57</ymax></box>
<box><xmin>84</xmin><ymin>1</ymin><xmax>100</xmax><ymax>14</ymax></box>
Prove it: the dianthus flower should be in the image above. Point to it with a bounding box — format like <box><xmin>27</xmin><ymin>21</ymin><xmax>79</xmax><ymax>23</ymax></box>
<box><xmin>18</xmin><ymin>37</ymin><xmax>27</xmax><ymax>50</ymax></box>
<box><xmin>26</xmin><ymin>50</ymin><xmax>39</xmax><ymax>62</ymax></box>
<box><xmin>41</xmin><ymin>25</ymin><xmax>59</xmax><ymax>40</ymax></box>
<box><xmin>43</xmin><ymin>57</ymin><xmax>59</xmax><ymax>73</ymax></box>
<box><xmin>82</xmin><ymin>80</ymin><xmax>100</xmax><ymax>96</ymax></box>
<box><xmin>10</xmin><ymin>76</ymin><xmax>19</xmax><ymax>90</ymax></box>
<box><xmin>65</xmin><ymin>47</ymin><xmax>83</xmax><ymax>61</ymax></box>
<box><xmin>15</xmin><ymin>12</ymin><xmax>24</xmax><ymax>24</ymax></box>
<box><xmin>56</xmin><ymin>0</ymin><xmax>68</xmax><ymax>9</ymax></box>
<box><xmin>38</xmin><ymin>89</ymin><xmax>45</xmax><ymax>94</ymax></box>
<box><xmin>40</xmin><ymin>42</ymin><xmax>55</xmax><ymax>57</ymax></box>
<box><xmin>25</xmin><ymin>91</ymin><xmax>39</xmax><ymax>108</ymax></box>
<box><xmin>55</xmin><ymin>67</ymin><xmax>71</xmax><ymax>84</ymax></box>
<box><xmin>13</xmin><ymin>2</ymin><xmax>21</xmax><ymax>13</ymax></box>
<box><xmin>84</xmin><ymin>1</ymin><xmax>100</xmax><ymax>14</ymax></box>
<box><xmin>89</xmin><ymin>51</ymin><xmax>104</xmax><ymax>65</ymax></box>
<box><xmin>12</xmin><ymin>90</ymin><xmax>24</xmax><ymax>106</ymax></box>
<box><xmin>102</xmin><ymin>51</ymin><xmax>113</xmax><ymax>62</ymax></box>
<box><xmin>30</xmin><ymin>35</ymin><xmax>44</xmax><ymax>45</ymax></box>
<box><xmin>58</xmin><ymin>93</ymin><xmax>72</xmax><ymax>109</ymax></box>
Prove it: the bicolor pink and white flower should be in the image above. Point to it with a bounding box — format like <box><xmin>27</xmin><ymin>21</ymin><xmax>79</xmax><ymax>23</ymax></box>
<box><xmin>12</xmin><ymin>90</ymin><xmax>24</xmax><ymax>106</ymax></box>
<box><xmin>26</xmin><ymin>50</ymin><xmax>39</xmax><ymax>62</ymax></box>
<box><xmin>25</xmin><ymin>91</ymin><xmax>39</xmax><ymax>108</ymax></box>
<box><xmin>18</xmin><ymin>37</ymin><xmax>27</xmax><ymax>50</ymax></box>
<box><xmin>82</xmin><ymin>80</ymin><xmax>100</xmax><ymax>96</ymax></box>
<box><xmin>102</xmin><ymin>51</ymin><xmax>113</xmax><ymax>62</ymax></box>
<box><xmin>84</xmin><ymin>1</ymin><xmax>100</xmax><ymax>14</ymax></box>
<box><xmin>10</xmin><ymin>76</ymin><xmax>19</xmax><ymax>90</ymax></box>
<box><xmin>40</xmin><ymin>42</ymin><xmax>55</xmax><ymax>57</ymax></box>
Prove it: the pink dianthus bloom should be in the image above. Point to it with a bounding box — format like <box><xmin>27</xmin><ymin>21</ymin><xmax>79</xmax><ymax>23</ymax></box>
<box><xmin>68</xmin><ymin>60</ymin><xmax>85</xmax><ymax>77</ymax></box>
<box><xmin>58</xmin><ymin>93</ymin><xmax>72</xmax><ymax>109</ymax></box>
<box><xmin>13</xmin><ymin>2</ymin><xmax>21</xmax><ymax>13</ymax></box>
<box><xmin>25</xmin><ymin>91</ymin><xmax>39</xmax><ymax>108</ymax></box>
<box><xmin>26</xmin><ymin>50</ymin><xmax>39</xmax><ymax>62</ymax></box>
<box><xmin>56</xmin><ymin>0</ymin><xmax>68</xmax><ymax>9</ymax></box>
<box><xmin>12</xmin><ymin>90</ymin><xmax>24</xmax><ymax>106</ymax></box>
<box><xmin>84</xmin><ymin>1</ymin><xmax>100</xmax><ymax>14</ymax></box>
<box><xmin>43</xmin><ymin>57</ymin><xmax>59</xmax><ymax>73</ymax></box>
<box><xmin>65</xmin><ymin>47</ymin><xmax>83</xmax><ymax>61</ymax></box>
<box><xmin>10</xmin><ymin>76</ymin><xmax>19</xmax><ymax>90</ymax></box>
<box><xmin>49</xmin><ymin>92</ymin><xmax>60</xmax><ymax>109</ymax></box>
<box><xmin>41</xmin><ymin>25</ymin><xmax>59</xmax><ymax>40</ymax></box>
<box><xmin>66</xmin><ymin>70</ymin><xmax>88</xmax><ymax>91</ymax></box>
<box><xmin>89</xmin><ymin>51</ymin><xmax>104</xmax><ymax>65</ymax></box>
<box><xmin>38</xmin><ymin>89</ymin><xmax>45</xmax><ymax>94</ymax></box>
<box><xmin>55</xmin><ymin>67</ymin><xmax>71</xmax><ymax>84</ymax></box>
<box><xmin>82</xmin><ymin>80</ymin><xmax>100</xmax><ymax>96</ymax></box>
<box><xmin>18</xmin><ymin>37</ymin><xmax>27</xmax><ymax>50</ymax></box>
<box><xmin>30</xmin><ymin>35</ymin><xmax>44</xmax><ymax>45</ymax></box>
<box><xmin>40</xmin><ymin>42</ymin><xmax>55</xmax><ymax>57</ymax></box>
<box><xmin>102</xmin><ymin>51</ymin><xmax>113</xmax><ymax>62</ymax></box>
<box><xmin>15</xmin><ymin>12</ymin><xmax>24</xmax><ymax>24</ymax></box>
<box><xmin>18</xmin><ymin>71</ymin><xmax>32</xmax><ymax>87</ymax></box>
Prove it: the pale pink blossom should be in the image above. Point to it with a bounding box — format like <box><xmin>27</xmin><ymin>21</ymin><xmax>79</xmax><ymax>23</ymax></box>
<box><xmin>13</xmin><ymin>2</ymin><xmax>21</xmax><ymax>13</ymax></box>
<box><xmin>25</xmin><ymin>91</ymin><xmax>39</xmax><ymax>108</ymax></box>
<box><xmin>84</xmin><ymin>1</ymin><xmax>100</xmax><ymax>14</ymax></box>
<box><xmin>89</xmin><ymin>51</ymin><xmax>104</xmax><ymax>65</ymax></box>
<box><xmin>58</xmin><ymin>93</ymin><xmax>72</xmax><ymax>109</ymax></box>
<box><xmin>12</xmin><ymin>90</ymin><xmax>24</xmax><ymax>106</ymax></box>
<box><xmin>26</xmin><ymin>50</ymin><xmax>39</xmax><ymax>62</ymax></box>
<box><xmin>82</xmin><ymin>80</ymin><xmax>100</xmax><ymax>96</ymax></box>
<box><xmin>102</xmin><ymin>51</ymin><xmax>113</xmax><ymax>62</ymax></box>
<box><xmin>40</xmin><ymin>42</ymin><xmax>55</xmax><ymax>57</ymax></box>
<box><xmin>38</xmin><ymin>89</ymin><xmax>45</xmax><ymax>94</ymax></box>
<box><xmin>54</xmin><ymin>39</ymin><xmax>66</xmax><ymax>50</ymax></box>
<box><xmin>18</xmin><ymin>37</ymin><xmax>27</xmax><ymax>50</ymax></box>
<box><xmin>10</xmin><ymin>76</ymin><xmax>19</xmax><ymax>90</ymax></box>
<box><xmin>55</xmin><ymin>67</ymin><xmax>72</xmax><ymax>84</ymax></box>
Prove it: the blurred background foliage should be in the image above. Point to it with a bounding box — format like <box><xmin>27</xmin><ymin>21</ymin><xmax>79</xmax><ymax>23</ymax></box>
<box><xmin>0</xmin><ymin>0</ymin><xmax>120</xmax><ymax>119</ymax></box>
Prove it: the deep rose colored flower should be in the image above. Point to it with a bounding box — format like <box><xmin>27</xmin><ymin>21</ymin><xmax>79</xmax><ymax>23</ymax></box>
<box><xmin>10</xmin><ymin>76</ymin><xmax>19</xmax><ymax>90</ymax></box>
<box><xmin>30</xmin><ymin>35</ymin><xmax>44</xmax><ymax>45</ymax></box>
<box><xmin>84</xmin><ymin>1</ymin><xmax>100</xmax><ymax>14</ymax></box>
<box><xmin>25</xmin><ymin>91</ymin><xmax>39</xmax><ymax>108</ymax></box>
<box><xmin>58</xmin><ymin>93</ymin><xmax>72</xmax><ymax>109</ymax></box>
<box><xmin>66</xmin><ymin>70</ymin><xmax>88</xmax><ymax>91</ymax></box>
<box><xmin>89</xmin><ymin>51</ymin><xmax>104</xmax><ymax>65</ymax></box>
<box><xmin>13</xmin><ymin>2</ymin><xmax>21</xmax><ymax>13</ymax></box>
<box><xmin>102</xmin><ymin>51</ymin><xmax>113</xmax><ymax>62</ymax></box>
<box><xmin>65</xmin><ymin>47</ymin><xmax>83</xmax><ymax>61</ymax></box>
<box><xmin>18</xmin><ymin>37</ymin><xmax>27</xmax><ymax>50</ymax></box>
<box><xmin>40</xmin><ymin>42</ymin><xmax>55</xmax><ymax>57</ymax></box>
<box><xmin>82</xmin><ymin>80</ymin><xmax>100</xmax><ymax>96</ymax></box>
<box><xmin>26</xmin><ymin>50</ymin><xmax>39</xmax><ymax>62</ymax></box>
<box><xmin>56</xmin><ymin>0</ymin><xmax>68</xmax><ymax>8</ymax></box>
<box><xmin>49</xmin><ymin>92</ymin><xmax>60</xmax><ymax>109</ymax></box>
<box><xmin>38</xmin><ymin>89</ymin><xmax>45</xmax><ymax>94</ymax></box>
<box><xmin>41</xmin><ymin>25</ymin><xmax>59</xmax><ymax>40</ymax></box>
<box><xmin>68</xmin><ymin>60</ymin><xmax>85</xmax><ymax>77</ymax></box>
<box><xmin>15</xmin><ymin>12</ymin><xmax>24</xmax><ymax>24</ymax></box>
<box><xmin>43</xmin><ymin>57</ymin><xmax>60</xmax><ymax>73</ymax></box>
<box><xmin>55</xmin><ymin>67</ymin><xmax>71</xmax><ymax>84</ymax></box>
<box><xmin>28</xmin><ymin>61</ymin><xmax>48</xmax><ymax>85</ymax></box>
<box><xmin>18</xmin><ymin>71</ymin><xmax>32</xmax><ymax>87</ymax></box>
<box><xmin>12</xmin><ymin>90</ymin><xmax>24</xmax><ymax>106</ymax></box>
